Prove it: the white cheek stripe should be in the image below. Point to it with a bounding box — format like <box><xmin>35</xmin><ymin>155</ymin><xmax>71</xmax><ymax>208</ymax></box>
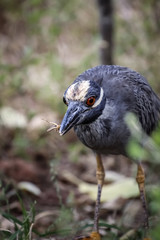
<box><xmin>92</xmin><ymin>88</ymin><xmax>104</xmax><ymax>108</ymax></box>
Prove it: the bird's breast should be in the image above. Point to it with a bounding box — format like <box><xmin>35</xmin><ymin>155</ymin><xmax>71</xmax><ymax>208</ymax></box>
<box><xmin>74</xmin><ymin>119</ymin><xmax>128</xmax><ymax>155</ymax></box>
<box><xmin>74</xmin><ymin>124</ymin><xmax>100</xmax><ymax>149</ymax></box>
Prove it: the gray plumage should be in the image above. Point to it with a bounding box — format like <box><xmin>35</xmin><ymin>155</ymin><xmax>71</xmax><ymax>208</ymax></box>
<box><xmin>60</xmin><ymin>65</ymin><xmax>160</xmax><ymax>156</ymax></box>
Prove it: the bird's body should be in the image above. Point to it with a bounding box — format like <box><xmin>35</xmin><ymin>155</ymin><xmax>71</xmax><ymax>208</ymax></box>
<box><xmin>58</xmin><ymin>65</ymin><xmax>160</xmax><ymax>240</ymax></box>
<box><xmin>60</xmin><ymin>65</ymin><xmax>160</xmax><ymax>156</ymax></box>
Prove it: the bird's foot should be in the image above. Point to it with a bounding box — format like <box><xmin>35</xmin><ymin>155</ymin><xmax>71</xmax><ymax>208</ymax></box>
<box><xmin>74</xmin><ymin>232</ymin><xmax>101</xmax><ymax>240</ymax></box>
<box><xmin>89</xmin><ymin>232</ymin><xmax>101</xmax><ymax>240</ymax></box>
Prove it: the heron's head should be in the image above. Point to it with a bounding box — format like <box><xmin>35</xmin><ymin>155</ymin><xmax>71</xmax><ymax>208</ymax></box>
<box><xmin>59</xmin><ymin>79</ymin><xmax>105</xmax><ymax>135</ymax></box>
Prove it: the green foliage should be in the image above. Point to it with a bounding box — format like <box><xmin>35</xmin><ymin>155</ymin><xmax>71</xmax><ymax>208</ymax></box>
<box><xmin>125</xmin><ymin>113</ymin><xmax>160</xmax><ymax>163</ymax></box>
<box><xmin>0</xmin><ymin>181</ymin><xmax>76</xmax><ymax>239</ymax></box>
<box><xmin>152</xmin><ymin>124</ymin><xmax>160</xmax><ymax>146</ymax></box>
<box><xmin>68</xmin><ymin>142</ymin><xmax>87</xmax><ymax>162</ymax></box>
<box><xmin>13</xmin><ymin>132</ymin><xmax>30</xmax><ymax>158</ymax></box>
<box><xmin>151</xmin><ymin>225</ymin><xmax>160</xmax><ymax>240</ymax></box>
<box><xmin>150</xmin><ymin>187</ymin><xmax>160</xmax><ymax>214</ymax></box>
<box><xmin>115</xmin><ymin>0</ymin><xmax>160</xmax><ymax>91</ymax></box>
<box><xmin>1</xmin><ymin>198</ymin><xmax>36</xmax><ymax>240</ymax></box>
<box><xmin>148</xmin><ymin>185</ymin><xmax>160</xmax><ymax>240</ymax></box>
<box><xmin>126</xmin><ymin>113</ymin><xmax>160</xmax><ymax>239</ymax></box>
<box><xmin>127</xmin><ymin>139</ymin><xmax>148</xmax><ymax>161</ymax></box>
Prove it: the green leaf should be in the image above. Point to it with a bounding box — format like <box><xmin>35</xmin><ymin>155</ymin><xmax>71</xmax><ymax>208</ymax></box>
<box><xmin>8</xmin><ymin>229</ymin><xmax>22</xmax><ymax>240</ymax></box>
<box><xmin>2</xmin><ymin>213</ymin><xmax>22</xmax><ymax>225</ymax></box>
<box><xmin>127</xmin><ymin>139</ymin><xmax>148</xmax><ymax>161</ymax></box>
<box><xmin>0</xmin><ymin>229</ymin><xmax>12</xmax><ymax>238</ymax></box>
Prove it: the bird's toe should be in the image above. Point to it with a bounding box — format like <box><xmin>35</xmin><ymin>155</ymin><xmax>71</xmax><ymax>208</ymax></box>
<box><xmin>73</xmin><ymin>232</ymin><xmax>101</xmax><ymax>240</ymax></box>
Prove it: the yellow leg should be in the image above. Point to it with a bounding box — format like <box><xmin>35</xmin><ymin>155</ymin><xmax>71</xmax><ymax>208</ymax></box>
<box><xmin>136</xmin><ymin>163</ymin><xmax>152</xmax><ymax>240</ymax></box>
<box><xmin>96</xmin><ymin>154</ymin><xmax>105</xmax><ymax>186</ymax></box>
<box><xmin>74</xmin><ymin>155</ymin><xmax>104</xmax><ymax>240</ymax></box>
<box><xmin>92</xmin><ymin>154</ymin><xmax>105</xmax><ymax>238</ymax></box>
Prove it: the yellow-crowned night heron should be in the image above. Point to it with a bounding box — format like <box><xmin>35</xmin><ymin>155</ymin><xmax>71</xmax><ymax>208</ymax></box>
<box><xmin>52</xmin><ymin>65</ymin><xmax>160</xmax><ymax>240</ymax></box>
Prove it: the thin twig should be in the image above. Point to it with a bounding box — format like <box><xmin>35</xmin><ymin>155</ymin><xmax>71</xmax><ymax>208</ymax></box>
<box><xmin>42</xmin><ymin>119</ymin><xmax>61</xmax><ymax>133</ymax></box>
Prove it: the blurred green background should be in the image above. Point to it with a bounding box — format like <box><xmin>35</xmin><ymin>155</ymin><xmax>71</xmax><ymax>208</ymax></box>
<box><xmin>0</xmin><ymin>0</ymin><xmax>160</xmax><ymax>239</ymax></box>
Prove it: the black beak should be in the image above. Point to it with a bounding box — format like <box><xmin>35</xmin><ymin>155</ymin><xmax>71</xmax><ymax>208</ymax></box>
<box><xmin>59</xmin><ymin>102</ymin><xmax>82</xmax><ymax>135</ymax></box>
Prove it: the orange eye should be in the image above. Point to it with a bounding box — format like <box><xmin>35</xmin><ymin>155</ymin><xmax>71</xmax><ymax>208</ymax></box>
<box><xmin>86</xmin><ymin>96</ymin><xmax>96</xmax><ymax>106</ymax></box>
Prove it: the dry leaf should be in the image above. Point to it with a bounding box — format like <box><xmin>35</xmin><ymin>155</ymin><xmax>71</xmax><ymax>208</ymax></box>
<box><xmin>79</xmin><ymin>178</ymin><xmax>139</xmax><ymax>202</ymax></box>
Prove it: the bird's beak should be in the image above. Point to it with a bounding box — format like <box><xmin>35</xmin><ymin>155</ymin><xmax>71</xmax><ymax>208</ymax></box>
<box><xmin>59</xmin><ymin>102</ymin><xmax>81</xmax><ymax>136</ymax></box>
